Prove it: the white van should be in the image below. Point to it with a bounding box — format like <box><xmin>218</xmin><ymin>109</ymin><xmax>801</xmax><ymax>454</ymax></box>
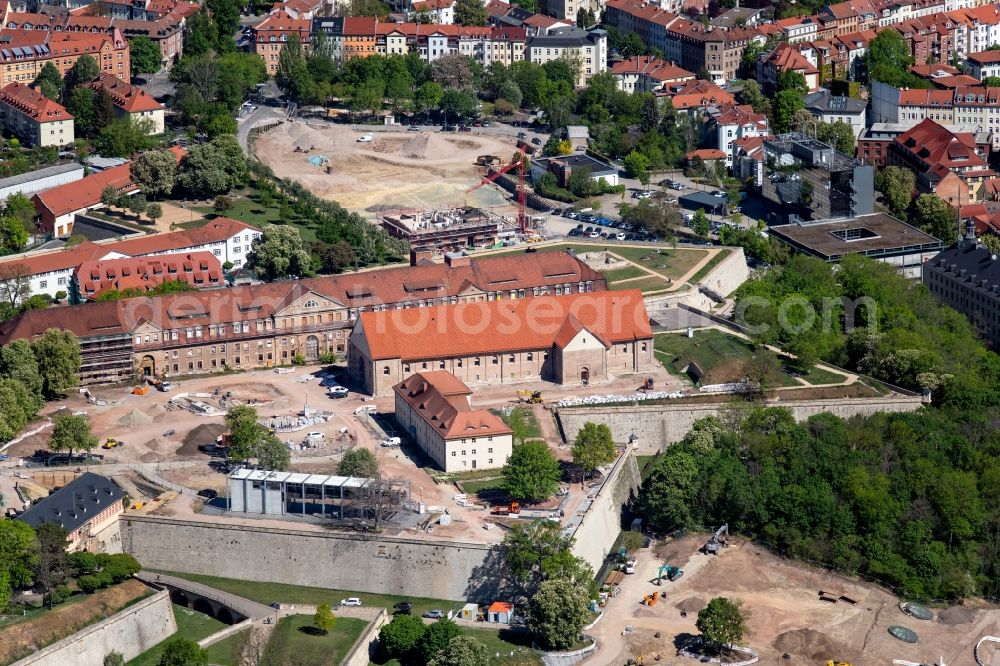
<box><xmin>381</xmin><ymin>437</ymin><xmax>401</xmax><ymax>447</ymax></box>
<box><xmin>306</xmin><ymin>432</ymin><xmax>325</xmax><ymax>441</ymax></box>
<box><xmin>357</xmin><ymin>133</ymin><xmax>373</xmax><ymax>143</ymax></box>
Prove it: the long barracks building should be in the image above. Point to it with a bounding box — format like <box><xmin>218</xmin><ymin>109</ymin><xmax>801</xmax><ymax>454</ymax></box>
<box><xmin>0</xmin><ymin>251</ymin><xmax>605</xmax><ymax>386</ymax></box>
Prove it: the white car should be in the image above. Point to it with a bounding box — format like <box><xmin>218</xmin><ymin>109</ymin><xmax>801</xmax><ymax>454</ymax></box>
<box><xmin>357</xmin><ymin>134</ymin><xmax>373</xmax><ymax>143</ymax></box>
<box><xmin>327</xmin><ymin>386</ymin><xmax>349</xmax><ymax>398</ymax></box>
<box><xmin>381</xmin><ymin>437</ymin><xmax>401</xmax><ymax>447</ymax></box>
<box><xmin>306</xmin><ymin>432</ymin><xmax>325</xmax><ymax>441</ymax></box>
<box><xmin>340</xmin><ymin>597</ymin><xmax>362</xmax><ymax>606</ymax></box>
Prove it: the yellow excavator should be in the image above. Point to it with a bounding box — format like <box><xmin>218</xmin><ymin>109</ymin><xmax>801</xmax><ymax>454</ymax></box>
<box><xmin>826</xmin><ymin>661</ymin><xmax>853</xmax><ymax>666</ymax></box>
<box><xmin>516</xmin><ymin>390</ymin><xmax>543</xmax><ymax>404</ymax></box>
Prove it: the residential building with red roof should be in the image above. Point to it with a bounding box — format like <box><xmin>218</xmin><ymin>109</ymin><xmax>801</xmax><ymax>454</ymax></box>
<box><xmin>757</xmin><ymin>42</ymin><xmax>820</xmax><ymax>93</ymax></box>
<box><xmin>350</xmin><ymin>288</ymin><xmax>653</xmax><ymax>395</ymax></box>
<box><xmin>408</xmin><ymin>0</ymin><xmax>457</xmax><ymax>25</ymax></box>
<box><xmin>966</xmin><ymin>49</ymin><xmax>1000</xmax><ymax>80</ymax></box>
<box><xmin>393</xmin><ymin>371</ymin><xmax>512</xmax><ymax>472</ymax></box>
<box><xmin>88</xmin><ymin>72</ymin><xmax>165</xmax><ymax>133</ymax></box>
<box><xmin>0</xmin><ymin>82</ymin><xmax>73</xmax><ymax>147</ymax></box>
<box><xmin>0</xmin><ymin>214</ymin><xmax>255</xmax><ymax>300</ymax></box>
<box><xmin>871</xmin><ymin>82</ymin><xmax>1000</xmax><ymax>150</ymax></box>
<box><xmin>253</xmin><ymin>9</ymin><xmax>312</xmax><ymax>75</ymax></box>
<box><xmin>709</xmin><ymin>103</ymin><xmax>769</xmax><ymax>168</ymax></box>
<box><xmin>32</xmin><ymin>146</ymin><xmax>185</xmax><ymax>237</ymax></box>
<box><xmin>72</xmin><ymin>251</ymin><xmax>224</xmax><ymax>302</ymax></box>
<box><xmin>0</xmin><ymin>249</ymin><xmax>608</xmax><ymax>385</ymax></box>
<box><xmin>659</xmin><ymin>78</ymin><xmax>734</xmax><ymax>112</ymax></box>
<box><xmin>611</xmin><ymin>55</ymin><xmax>693</xmax><ymax>93</ymax></box>
<box><xmin>732</xmin><ymin>136</ymin><xmax>768</xmax><ymax>185</ymax></box>
<box><xmin>0</xmin><ymin>28</ymin><xmax>130</xmax><ymax>86</ymax></box>
<box><xmin>888</xmin><ymin>117</ymin><xmax>995</xmax><ymax>203</ymax></box>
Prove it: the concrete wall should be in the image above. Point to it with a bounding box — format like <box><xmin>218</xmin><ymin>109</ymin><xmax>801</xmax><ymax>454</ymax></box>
<box><xmin>697</xmin><ymin>246</ymin><xmax>749</xmax><ymax>297</ymax></box>
<box><xmin>121</xmin><ymin>517</ymin><xmax>500</xmax><ymax>602</ymax></box>
<box><xmin>569</xmin><ymin>450</ymin><xmax>641</xmax><ymax>573</ymax></box>
<box><xmin>12</xmin><ymin>589</ymin><xmax>175</xmax><ymax>666</ymax></box>
<box><xmin>556</xmin><ymin>395</ymin><xmax>925</xmax><ymax>453</ymax></box>
<box><xmin>342</xmin><ymin>609</ymin><xmax>389</xmax><ymax>666</ymax></box>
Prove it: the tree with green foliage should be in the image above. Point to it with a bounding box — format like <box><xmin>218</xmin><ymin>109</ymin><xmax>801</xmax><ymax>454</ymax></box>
<box><xmin>502</xmin><ymin>519</ymin><xmax>595</xmax><ymax>598</ymax></box>
<box><xmin>93</xmin><ymin>88</ymin><xmax>117</xmax><ymax>132</ymax></box>
<box><xmin>623</xmin><ymin>150</ymin><xmax>651</xmax><ymax>186</ymax></box>
<box><xmin>528</xmin><ymin>578</ymin><xmax>590</xmax><ymax>650</ymax></box>
<box><xmin>129</xmin><ymin>36</ymin><xmax>162</xmax><ymax>76</ymax></box>
<box><xmin>737</xmin><ymin>79</ymin><xmax>767</xmax><ymax>114</ymax></box>
<box><xmin>877</xmin><ymin>165</ymin><xmax>915</xmax><ymax>220</ymax></box>
<box><xmin>65</xmin><ymin>55</ymin><xmax>99</xmax><ymax>89</ymax></box>
<box><xmin>0</xmin><ymin>338</ymin><xmax>43</xmax><ymax>413</ymax></box>
<box><xmin>455</xmin><ymin>0</ymin><xmax>488</xmax><ymax>25</ymax></box>
<box><xmin>146</xmin><ymin>202</ymin><xmax>163</xmax><ymax>227</ymax></box>
<box><xmin>49</xmin><ymin>412</ymin><xmax>97</xmax><ymax>457</ymax></box>
<box><xmin>571</xmin><ymin>422</ymin><xmax>616</xmax><ymax>477</ymax></box>
<box><xmin>0</xmin><ymin>378</ymin><xmax>33</xmax><ymax>441</ymax></box>
<box><xmin>0</xmin><ymin>519</ymin><xmax>38</xmax><ymax>609</ymax></box>
<box><xmin>127</xmin><ymin>194</ymin><xmax>148</xmax><ymax>222</ymax></box>
<box><xmin>94</xmin><ymin>117</ymin><xmax>155</xmax><ymax>158</ymax></box>
<box><xmin>418</xmin><ymin>618</ymin><xmax>462</xmax><ymax>664</ymax></box>
<box><xmin>34</xmin><ymin>523</ymin><xmax>70</xmax><ymax>602</ymax></box>
<box><xmin>176</xmin><ymin>135</ymin><xmax>246</xmax><ymax>197</ymax></box>
<box><xmin>912</xmin><ymin>194</ymin><xmax>956</xmax><ymax>241</ymax></box>
<box><xmin>414</xmin><ymin>81</ymin><xmax>445</xmax><ymax>113</ymax></box>
<box><xmin>378</xmin><ymin>614</ymin><xmax>426</xmax><ymax>660</ymax></box>
<box><xmin>337</xmin><ymin>448</ymin><xmax>381</xmax><ymax>478</ymax></box>
<box><xmin>277</xmin><ymin>35</ymin><xmax>311</xmax><ymax>99</ymax></box>
<box><xmin>0</xmin><ymin>215</ymin><xmax>28</xmax><ymax>254</ymax></box>
<box><xmin>502</xmin><ymin>441</ymin><xmax>562</xmax><ymax>502</ymax></box>
<box><xmin>32</xmin><ymin>329</ymin><xmax>80</xmax><ymax>398</ymax></box>
<box><xmin>130</xmin><ymin>150</ymin><xmax>178</xmax><ymax>199</ymax></box>
<box><xmin>439</xmin><ymin>88</ymin><xmax>477</xmax><ymax>120</ymax></box>
<box><xmin>313</xmin><ymin>604</ymin><xmax>336</xmax><ymax>635</ymax></box>
<box><xmin>205</xmin><ymin>0</ymin><xmax>240</xmax><ymax>47</ymax></box>
<box><xmin>777</xmin><ymin>69</ymin><xmax>809</xmax><ymax>95</ymax></box>
<box><xmin>65</xmin><ymin>88</ymin><xmax>95</xmax><ymax>134</ymax></box>
<box><xmin>428</xmin><ymin>635</ymin><xmax>491</xmax><ymax>666</ymax></box>
<box><xmin>247</xmin><ymin>224</ymin><xmax>312</xmax><ymax>280</ymax></box>
<box><xmin>772</xmin><ymin>89</ymin><xmax>804</xmax><ymax>133</ymax></box>
<box><xmin>224</xmin><ymin>405</ymin><xmax>290</xmax><ymax>470</ymax></box>
<box><xmin>696</xmin><ymin>597</ymin><xmax>749</xmax><ymax>654</ymax></box>
<box><xmin>33</xmin><ymin>63</ymin><xmax>63</xmax><ymax>101</ymax></box>
<box><xmin>691</xmin><ymin>208</ymin><xmax>710</xmax><ymax>236</ymax></box>
<box><xmin>738</xmin><ymin>42</ymin><xmax>766</xmax><ymax>80</ymax></box>
<box><xmin>862</xmin><ymin>29</ymin><xmax>920</xmax><ymax>87</ymax></box>
<box><xmin>158</xmin><ymin>637</ymin><xmax>208</xmax><ymax>666</ymax></box>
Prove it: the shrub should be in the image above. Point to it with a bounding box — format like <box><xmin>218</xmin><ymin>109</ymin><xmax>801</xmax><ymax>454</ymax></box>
<box><xmin>77</xmin><ymin>575</ymin><xmax>102</xmax><ymax>593</ymax></box>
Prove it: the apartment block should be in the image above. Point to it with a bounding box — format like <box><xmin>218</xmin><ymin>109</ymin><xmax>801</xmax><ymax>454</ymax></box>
<box><xmin>0</xmin><ymin>82</ymin><xmax>74</xmax><ymax>147</ymax></box>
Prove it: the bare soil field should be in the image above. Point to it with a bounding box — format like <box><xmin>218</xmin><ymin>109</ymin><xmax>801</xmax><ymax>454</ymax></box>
<box><xmin>588</xmin><ymin>535</ymin><xmax>999</xmax><ymax>666</ymax></box>
<box><xmin>253</xmin><ymin>123</ymin><xmax>518</xmax><ymax>216</ymax></box>
<box><xmin>0</xmin><ymin>579</ymin><xmax>151</xmax><ymax>664</ymax></box>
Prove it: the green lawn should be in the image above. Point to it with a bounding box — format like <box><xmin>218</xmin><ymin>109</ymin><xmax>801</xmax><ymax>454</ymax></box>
<box><xmin>495</xmin><ymin>407</ymin><xmax>541</xmax><ymax>443</ymax></box>
<box><xmin>606</xmin><ymin>246</ymin><xmax>708</xmax><ymax>281</ymax></box>
<box><xmin>610</xmin><ymin>277</ymin><xmax>672</xmax><ymax>293</ymax></box>
<box><xmin>688</xmin><ymin>249</ymin><xmax>731</xmax><ymax>284</ymax></box>
<box><xmin>600</xmin><ymin>265</ymin><xmax>646</xmax><ymax>282</ymax></box>
<box><xmin>373</xmin><ymin>626</ymin><xmax>541</xmax><ymax>666</ymax></box>
<box><xmin>654</xmin><ymin>330</ymin><xmax>800</xmax><ymax>387</ymax></box>
<box><xmin>126</xmin><ymin>605</ymin><xmax>227</xmax><ymax>666</ymax></box>
<box><xmin>192</xmin><ymin>187</ymin><xmax>319</xmax><ymax>243</ymax></box>
<box><xmin>263</xmin><ymin>614</ymin><xmax>367</xmax><ymax>666</ymax></box>
<box><xmin>458</xmin><ymin>477</ymin><xmax>505</xmax><ymax>495</ymax></box>
<box><xmin>798</xmin><ymin>364</ymin><xmax>849</xmax><ymax>386</ymax></box>
<box><xmin>153</xmin><ymin>571</ymin><xmax>460</xmax><ymax>617</ymax></box>
<box><xmin>204</xmin><ymin>630</ymin><xmax>248</xmax><ymax>666</ymax></box>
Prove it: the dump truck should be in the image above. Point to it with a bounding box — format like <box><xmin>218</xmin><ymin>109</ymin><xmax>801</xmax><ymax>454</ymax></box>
<box><xmin>491</xmin><ymin>501</ymin><xmax>520</xmax><ymax>516</ymax></box>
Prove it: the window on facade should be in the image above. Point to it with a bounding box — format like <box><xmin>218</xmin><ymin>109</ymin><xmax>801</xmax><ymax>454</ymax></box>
<box><xmin>383</xmin><ymin>366</ymin><xmax>390</xmax><ymax>375</ymax></box>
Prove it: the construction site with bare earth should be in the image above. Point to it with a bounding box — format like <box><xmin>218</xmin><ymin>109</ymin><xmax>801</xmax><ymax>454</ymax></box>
<box><xmin>253</xmin><ymin>123</ymin><xmax>519</xmax><ymax>217</ymax></box>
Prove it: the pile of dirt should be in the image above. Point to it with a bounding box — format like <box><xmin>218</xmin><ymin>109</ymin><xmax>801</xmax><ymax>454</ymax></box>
<box><xmin>117</xmin><ymin>409</ymin><xmax>153</xmax><ymax>427</ymax></box>
<box><xmin>182</xmin><ymin>423</ymin><xmax>227</xmax><ymax>452</ymax></box>
<box><xmin>938</xmin><ymin>605</ymin><xmax>977</xmax><ymax>625</ymax></box>
<box><xmin>400</xmin><ymin>133</ymin><xmax>429</xmax><ymax>159</ymax></box>
<box><xmin>676</xmin><ymin>597</ymin><xmax>707</xmax><ymax>613</ymax></box>
<box><xmin>773</xmin><ymin>628</ymin><xmax>859</xmax><ymax>663</ymax></box>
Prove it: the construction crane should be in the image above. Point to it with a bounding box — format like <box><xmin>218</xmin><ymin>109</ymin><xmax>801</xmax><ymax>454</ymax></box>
<box><xmin>703</xmin><ymin>523</ymin><xmax>729</xmax><ymax>554</ymax></box>
<box><xmin>466</xmin><ymin>149</ymin><xmax>528</xmax><ymax>233</ymax></box>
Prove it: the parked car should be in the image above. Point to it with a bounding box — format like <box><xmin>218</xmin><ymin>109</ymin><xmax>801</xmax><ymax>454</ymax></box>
<box><xmin>328</xmin><ymin>386</ymin><xmax>349</xmax><ymax>398</ymax></box>
<box><xmin>357</xmin><ymin>133</ymin><xmax>373</xmax><ymax>143</ymax></box>
<box><xmin>531</xmin><ymin>137</ymin><xmax>542</xmax><ymax>145</ymax></box>
<box><xmin>394</xmin><ymin>601</ymin><xmax>413</xmax><ymax>614</ymax></box>
<box><xmin>616</xmin><ymin>232</ymin><xmax>626</xmax><ymax>240</ymax></box>
<box><xmin>588</xmin><ymin>231</ymin><xmax>601</xmax><ymax>238</ymax></box>
<box><xmin>340</xmin><ymin>598</ymin><xmax>362</xmax><ymax>607</ymax></box>
<box><xmin>423</xmin><ymin>610</ymin><xmax>445</xmax><ymax>619</ymax></box>
<box><xmin>156</xmin><ymin>381</ymin><xmax>173</xmax><ymax>392</ymax></box>
<box><xmin>407</xmin><ymin>126</ymin><xmax>420</xmax><ymax>132</ymax></box>
<box><xmin>381</xmin><ymin>437</ymin><xmax>402</xmax><ymax>447</ymax></box>
<box><xmin>197</xmin><ymin>489</ymin><xmax>218</xmax><ymax>499</ymax></box>
<box><xmin>459</xmin><ymin>125</ymin><xmax>471</xmax><ymax>132</ymax></box>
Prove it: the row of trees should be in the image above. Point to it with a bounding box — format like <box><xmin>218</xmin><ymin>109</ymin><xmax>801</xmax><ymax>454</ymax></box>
<box><xmin>877</xmin><ymin>166</ymin><xmax>959</xmax><ymax>241</ymax></box>
<box><xmin>0</xmin><ymin>331</ymin><xmax>81</xmax><ymax>442</ymax></box>
<box><xmin>378</xmin><ymin>616</ymin><xmax>489</xmax><ymax>665</ymax></box>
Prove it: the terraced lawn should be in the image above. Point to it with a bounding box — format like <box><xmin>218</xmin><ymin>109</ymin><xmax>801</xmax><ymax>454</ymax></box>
<box><xmin>126</xmin><ymin>605</ymin><xmax>227</xmax><ymax>666</ymax></box>
<box><xmin>263</xmin><ymin>614</ymin><xmax>367</xmax><ymax>666</ymax></box>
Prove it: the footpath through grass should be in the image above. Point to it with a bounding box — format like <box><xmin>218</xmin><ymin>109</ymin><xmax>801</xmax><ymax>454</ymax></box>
<box><xmin>126</xmin><ymin>604</ymin><xmax>227</xmax><ymax>666</ymax></box>
<box><xmin>264</xmin><ymin>614</ymin><xmax>366</xmax><ymax>666</ymax></box>
<box><xmin>153</xmin><ymin>571</ymin><xmax>459</xmax><ymax>617</ymax></box>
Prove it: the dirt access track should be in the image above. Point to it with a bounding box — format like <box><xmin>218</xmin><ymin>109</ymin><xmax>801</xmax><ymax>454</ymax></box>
<box><xmin>587</xmin><ymin>535</ymin><xmax>1000</xmax><ymax>666</ymax></box>
<box><xmin>254</xmin><ymin>122</ymin><xmax>519</xmax><ymax>217</ymax></box>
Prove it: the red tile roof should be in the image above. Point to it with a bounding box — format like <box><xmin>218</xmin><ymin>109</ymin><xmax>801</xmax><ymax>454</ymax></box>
<box><xmin>33</xmin><ymin>146</ymin><xmax>184</xmax><ymax>218</ymax></box>
<box><xmin>75</xmin><ymin>251</ymin><xmax>224</xmax><ymax>299</ymax></box>
<box><xmin>662</xmin><ymin>79</ymin><xmax>734</xmax><ymax>109</ymax></box>
<box><xmin>0</xmin><ymin>83</ymin><xmax>72</xmax><ymax>122</ymax></box>
<box><xmin>356</xmin><ymin>289</ymin><xmax>652</xmax><ymax>361</ymax></box>
<box><xmin>89</xmin><ymin>72</ymin><xmax>163</xmax><ymax>114</ymax></box>
<box><xmin>393</xmin><ymin>371</ymin><xmax>511</xmax><ymax>439</ymax></box>
<box><xmin>967</xmin><ymin>50</ymin><xmax>1000</xmax><ymax>65</ymax></box>
<box><xmin>686</xmin><ymin>148</ymin><xmax>727</xmax><ymax>160</ymax></box>
<box><xmin>894</xmin><ymin>118</ymin><xmax>991</xmax><ymax>177</ymax></box>
<box><xmin>611</xmin><ymin>56</ymin><xmax>694</xmax><ymax>81</ymax></box>
<box><xmin>763</xmin><ymin>42</ymin><xmax>819</xmax><ymax>75</ymax></box>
